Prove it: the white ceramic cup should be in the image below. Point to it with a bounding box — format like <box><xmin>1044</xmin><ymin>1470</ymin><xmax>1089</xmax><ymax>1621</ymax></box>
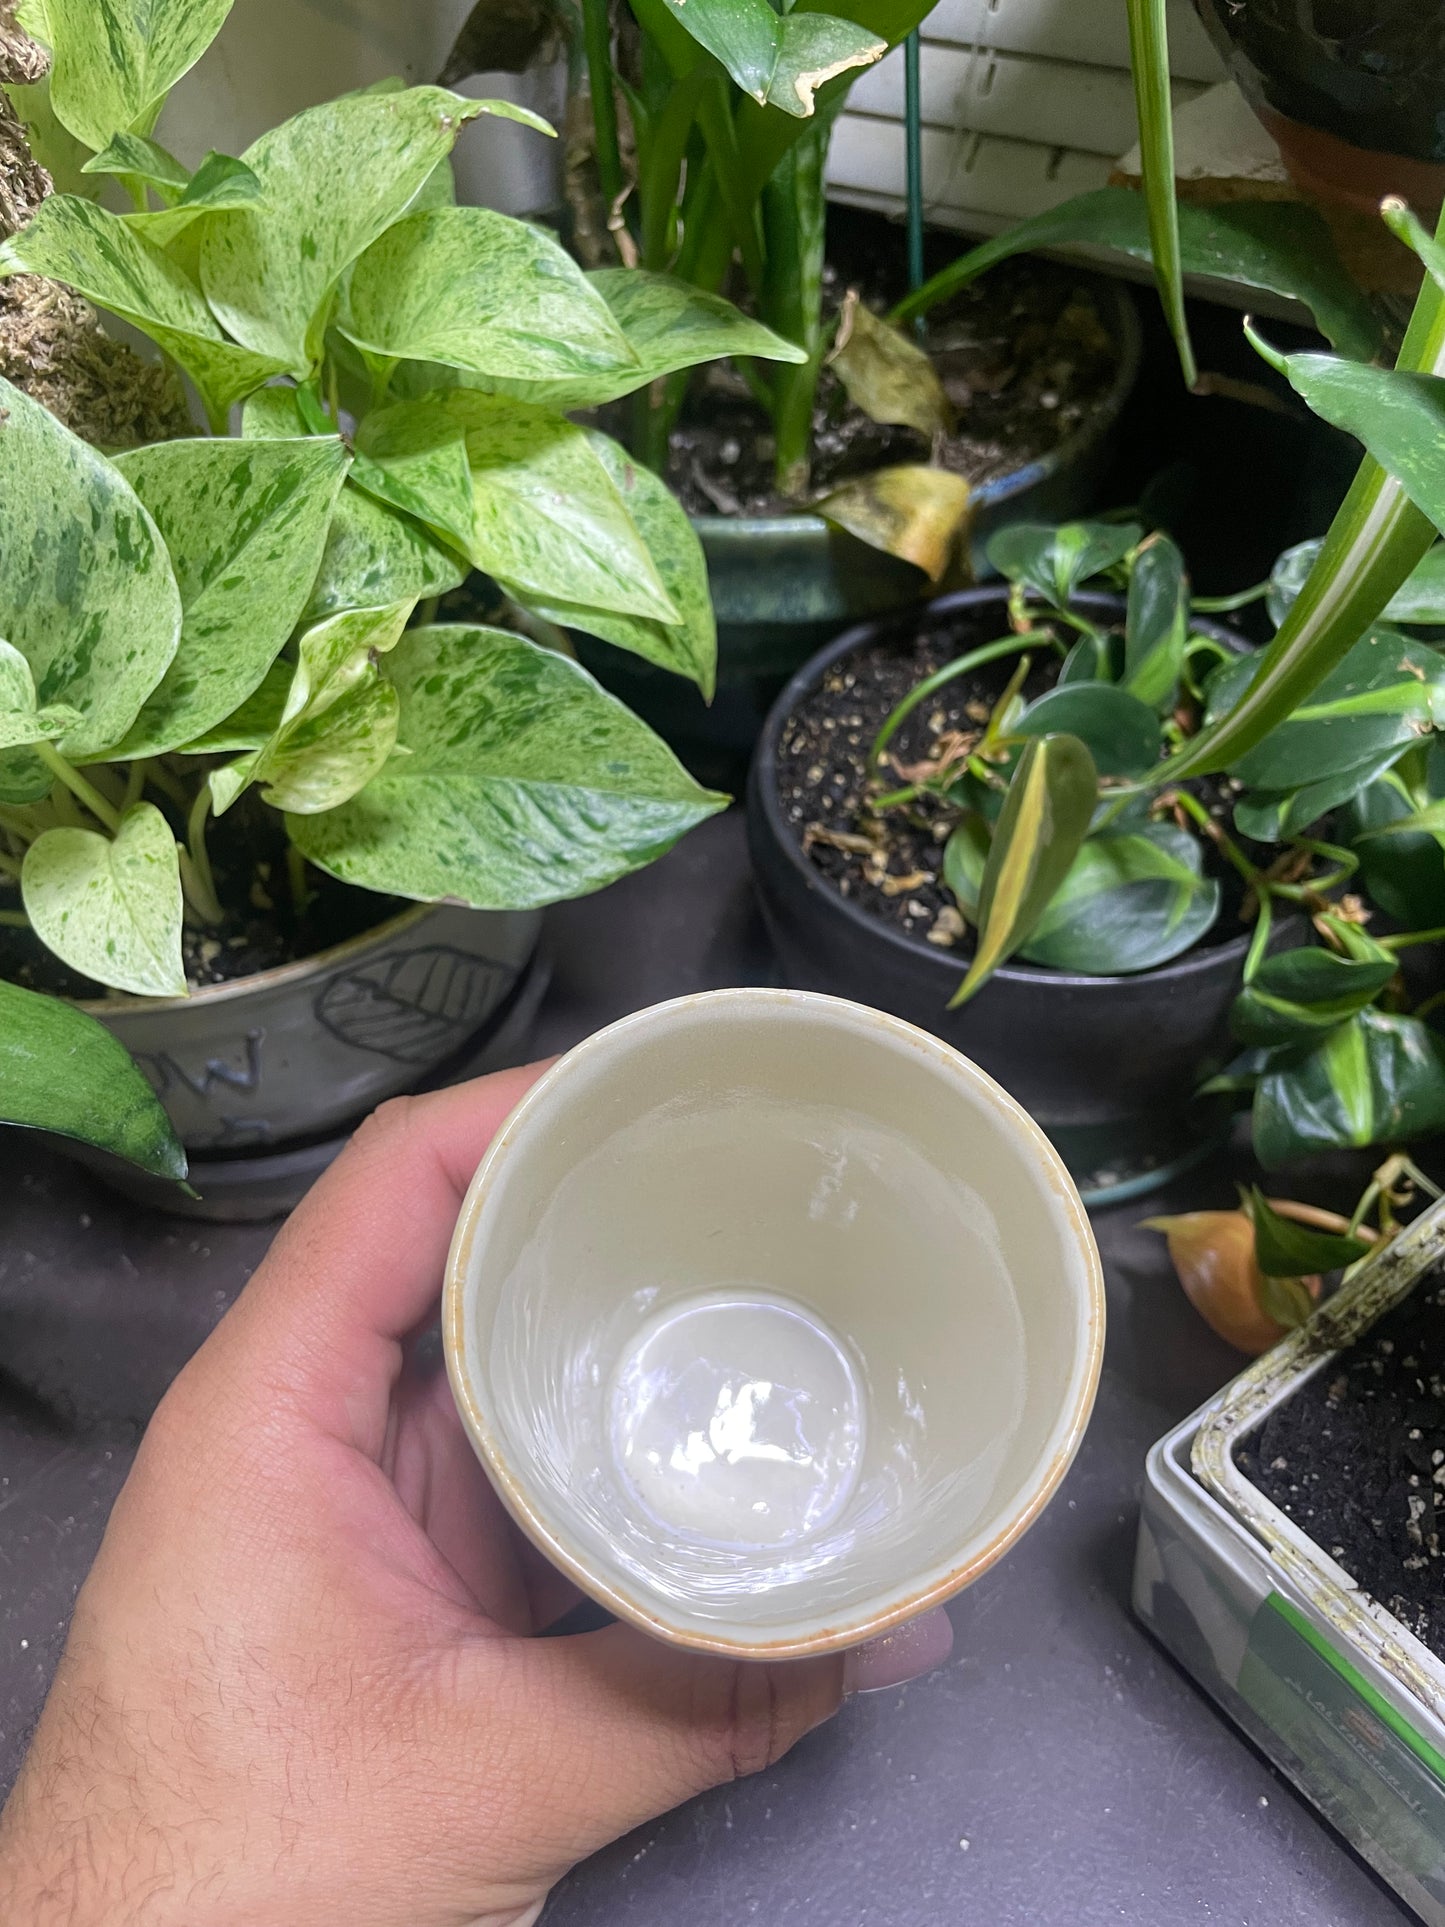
<box><xmin>444</xmin><ymin>988</ymin><xmax>1105</xmax><ymax>1659</ymax></box>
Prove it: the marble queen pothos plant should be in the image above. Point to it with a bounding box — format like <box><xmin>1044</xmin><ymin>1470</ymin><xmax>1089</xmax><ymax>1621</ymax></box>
<box><xmin>0</xmin><ymin>0</ymin><xmax>809</xmax><ymax>1181</ymax></box>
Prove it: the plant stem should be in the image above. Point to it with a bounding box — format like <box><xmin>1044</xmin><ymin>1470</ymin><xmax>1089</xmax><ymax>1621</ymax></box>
<box><xmin>286</xmin><ymin>843</ymin><xmax>311</xmax><ymax>921</ymax></box>
<box><xmin>582</xmin><ymin>0</ymin><xmax>625</xmax><ymax>229</ymax></box>
<box><xmin>185</xmin><ymin>785</ymin><xmax>224</xmax><ymax>926</ymax></box>
<box><xmin>1243</xmin><ymin>890</ymin><xmax>1272</xmax><ymax>984</ymax></box>
<box><xmin>122</xmin><ymin>759</ymin><xmax>146</xmax><ymax>811</ymax></box>
<box><xmin>0</xmin><ymin>848</ymin><xmax>21</xmax><ymax>880</ymax></box>
<box><xmin>1165</xmin><ymin>784</ymin><xmax>1262</xmax><ymax>887</ymax></box>
<box><xmin>1191</xmin><ymin>582</ymin><xmax>1269</xmax><ymax>614</ymax></box>
<box><xmin>0</xmin><ymin>909</ymin><xmax>28</xmax><ymax>927</ymax></box>
<box><xmin>1382</xmin><ymin>923</ymin><xmax>1445</xmax><ymax>952</ymax></box>
<box><xmin>870</xmin><ymin>633</ymin><xmax>1032</xmax><ymax>772</ymax></box>
<box><xmin>143</xmin><ymin>758</ymin><xmax>191</xmax><ymax>809</ymax></box>
<box><xmin>36</xmin><ymin>743</ymin><xmax>121</xmax><ymax>833</ymax></box>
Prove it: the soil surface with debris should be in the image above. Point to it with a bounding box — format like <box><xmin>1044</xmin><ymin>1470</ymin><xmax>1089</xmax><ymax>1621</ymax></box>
<box><xmin>1239</xmin><ymin>1266</ymin><xmax>1445</xmax><ymax>1662</ymax></box>
<box><xmin>0</xmin><ymin>800</ymin><xmax>398</xmax><ymax>1000</ymax></box>
<box><xmin>666</xmin><ymin>233</ymin><xmax>1122</xmax><ymax>518</ymax></box>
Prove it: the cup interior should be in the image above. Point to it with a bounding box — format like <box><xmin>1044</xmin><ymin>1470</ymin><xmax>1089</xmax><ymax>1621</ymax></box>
<box><xmin>446</xmin><ymin>990</ymin><xmax>1103</xmax><ymax>1653</ymax></box>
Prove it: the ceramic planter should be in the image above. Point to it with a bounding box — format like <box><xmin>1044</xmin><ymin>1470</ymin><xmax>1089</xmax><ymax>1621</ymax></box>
<box><xmin>87</xmin><ymin>901</ymin><xmax>542</xmax><ymax>1221</ymax></box>
<box><xmin>577</xmin><ymin>274</ymin><xmax>1141</xmax><ymax>785</ymax></box>
<box><xmin>746</xmin><ymin>587</ymin><xmax>1253</xmax><ymax>1204</ymax></box>
<box><xmin>1136</xmin><ymin>1198</ymin><xmax>1445</xmax><ymax>1924</ymax></box>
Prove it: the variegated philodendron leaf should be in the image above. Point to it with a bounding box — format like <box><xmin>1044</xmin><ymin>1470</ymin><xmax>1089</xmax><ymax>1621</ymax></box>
<box><xmin>338</xmin><ymin>206</ymin><xmax>637</xmax><ymax>385</ymax></box>
<box><xmin>350</xmin><ymin>402</ymin><xmax>475</xmax><ymax>556</ymax></box>
<box><xmin>110</xmin><ymin>434</ymin><xmax>352</xmax><ymax>758</ymax></box>
<box><xmin>210</xmin><ymin>602</ymin><xmax>412</xmax><ymax>816</ymax></box>
<box><xmin>22</xmin><ymin>801</ymin><xmax>186</xmax><ymax>997</ymax></box>
<box><xmin>33</xmin><ymin>0</ymin><xmax>234</xmax><ymax>153</ymax></box>
<box><xmin>199</xmin><ymin>89</ymin><xmax>532</xmax><ymax>377</ymax></box>
<box><xmin>0</xmin><ymin>377</ymin><xmax>180</xmax><ymax>759</ymax></box>
<box><xmin>0</xmin><ymin>195</ymin><xmax>289</xmax><ymax>424</ymax></box>
<box><xmin>0</xmin><ymin>639</ymin><xmax>82</xmax><ymax>750</ymax></box>
<box><xmin>288</xmin><ymin>624</ymin><xmax>725</xmax><ymax>907</ymax></box>
<box><xmin>512</xmin><ymin>428</ymin><xmax>716</xmax><ymax>695</ymax></box>
<box><xmin>653</xmin><ymin>0</ymin><xmax>884</xmax><ymax>115</ymax></box>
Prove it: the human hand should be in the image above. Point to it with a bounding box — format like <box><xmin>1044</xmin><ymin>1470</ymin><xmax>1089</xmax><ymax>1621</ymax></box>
<box><xmin>0</xmin><ymin>1068</ymin><xmax>951</xmax><ymax>1927</ymax></box>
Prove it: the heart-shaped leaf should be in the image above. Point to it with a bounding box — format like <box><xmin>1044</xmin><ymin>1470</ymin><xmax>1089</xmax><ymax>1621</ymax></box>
<box><xmin>1232</xmin><ymin>745</ymin><xmax>1411</xmax><ymax>843</ymax></box>
<box><xmin>0</xmin><ymin>195</ymin><xmax>288</xmax><ymax>424</ymax></box>
<box><xmin>108</xmin><ymin>435</ymin><xmax>350</xmax><ymax>757</ymax></box>
<box><xmin>0</xmin><ymin>639</ymin><xmax>82</xmax><ymax>750</ymax></box>
<box><xmin>350</xmin><ymin>402</ymin><xmax>475</xmax><ymax>556</ymax></box>
<box><xmin>1248</xmin><ymin>1188</ymin><xmax>1372</xmax><ymax>1276</ymax></box>
<box><xmin>35</xmin><ymin>0</ymin><xmax>233</xmax><ymax>153</ymax></box>
<box><xmin>1018</xmin><ymin>823</ymin><xmax>1220</xmax><ymax>974</ymax></box>
<box><xmin>986</xmin><ymin>520</ymin><xmax>1141</xmax><ymax>607</ymax></box>
<box><xmin>1231</xmin><ymin>948</ymin><xmax>1399</xmax><ymax>1048</ymax></box>
<box><xmin>653</xmin><ymin>0</ymin><xmax>884</xmax><ymax>115</ymax></box>
<box><xmin>1124</xmin><ymin>532</ymin><xmax>1187</xmax><ymax>712</ymax></box>
<box><xmin>828</xmin><ymin>289</ymin><xmax>952</xmax><ymax>438</ymax></box>
<box><xmin>1253</xmin><ymin>1009</ymin><xmax>1445</xmax><ymax>1167</ymax></box>
<box><xmin>303</xmin><ymin>483</ymin><xmax>468</xmax><ymax>623</ymax></box>
<box><xmin>0</xmin><ymin>377</ymin><xmax>180</xmax><ymax>757</ymax></box>
<box><xmin>1012</xmin><ymin>681</ymin><xmax>1162</xmax><ymax>777</ymax></box>
<box><xmin>815</xmin><ymin>465</ymin><xmax>970</xmax><ymax>583</ymax></box>
<box><xmin>0</xmin><ymin>978</ymin><xmax>186</xmax><ymax>1179</ymax></box>
<box><xmin>948</xmin><ymin>732</ymin><xmax>1098</xmax><ymax>1006</ymax></box>
<box><xmin>22</xmin><ymin>802</ymin><xmax>185</xmax><ymax>997</ymax></box>
<box><xmin>287</xmin><ymin>624</ymin><xmax>725</xmax><ymax>908</ymax></box>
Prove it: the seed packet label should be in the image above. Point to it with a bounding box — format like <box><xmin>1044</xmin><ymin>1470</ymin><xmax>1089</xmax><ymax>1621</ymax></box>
<box><xmin>1239</xmin><ymin>1591</ymin><xmax>1445</xmax><ymax>1897</ymax></box>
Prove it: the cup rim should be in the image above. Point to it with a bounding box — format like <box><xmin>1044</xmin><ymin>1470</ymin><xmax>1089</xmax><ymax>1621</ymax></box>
<box><xmin>443</xmin><ymin>987</ymin><xmax>1106</xmax><ymax>1658</ymax></box>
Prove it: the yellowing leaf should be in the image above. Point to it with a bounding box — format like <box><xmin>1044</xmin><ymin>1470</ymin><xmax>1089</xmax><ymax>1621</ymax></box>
<box><xmin>815</xmin><ymin>464</ymin><xmax>971</xmax><ymax>583</ymax></box>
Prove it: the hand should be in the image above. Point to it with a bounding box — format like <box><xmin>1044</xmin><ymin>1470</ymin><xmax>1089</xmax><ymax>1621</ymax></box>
<box><xmin>0</xmin><ymin>1068</ymin><xmax>950</xmax><ymax>1927</ymax></box>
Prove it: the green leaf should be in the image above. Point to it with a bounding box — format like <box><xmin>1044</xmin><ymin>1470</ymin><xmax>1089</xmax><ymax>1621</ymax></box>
<box><xmin>652</xmin><ymin>0</ymin><xmax>884</xmax><ymax>116</ymax></box>
<box><xmin>107</xmin><ymin>435</ymin><xmax>350</xmax><ymax>758</ymax></box>
<box><xmin>1267</xmin><ymin>538</ymin><xmax>1445</xmax><ymax>629</ymax></box>
<box><xmin>35</xmin><ymin>0</ymin><xmax>234</xmax><ymax>152</ymax></box>
<box><xmin>1012</xmin><ymin>681</ymin><xmax>1162</xmax><ymax>777</ymax></box>
<box><xmin>0</xmin><ymin>639</ymin><xmax>82</xmax><ymax>750</ymax></box>
<box><xmin>0</xmin><ymin>195</ymin><xmax>288</xmax><ymax>424</ymax></box>
<box><xmin>199</xmin><ymin>88</ymin><xmax>493</xmax><ymax>376</ymax></box>
<box><xmin>1124</xmin><ymin>0</ymin><xmax>1196</xmax><ymax>386</ymax></box>
<box><xmin>303</xmin><ymin>483</ymin><xmax>468</xmax><ymax>623</ymax></box>
<box><xmin>1124</xmin><ymin>532</ymin><xmax>1188</xmax><ymax>712</ymax></box>
<box><xmin>436</xmin><ymin>390</ymin><xmax>679</xmax><ymax>622</ymax></box>
<box><xmin>0</xmin><ymin>979</ymin><xmax>185</xmax><ymax>1180</ymax></box>
<box><xmin>985</xmin><ymin>520</ymin><xmax>1141</xmax><ymax>607</ymax></box>
<box><xmin>1249</xmin><ymin>1187</ymin><xmax>1372</xmax><ymax>1276</ymax></box>
<box><xmin>1341</xmin><ymin>777</ymin><xmax>1445</xmax><ymax>929</ymax></box>
<box><xmin>0</xmin><ymin>377</ymin><xmax>180</xmax><ymax>757</ymax></box>
<box><xmin>350</xmin><ymin>402</ymin><xmax>474</xmax><ymax>556</ymax></box>
<box><xmin>1232</xmin><ymin>745</ymin><xmax>1410</xmax><ymax>842</ymax></box>
<box><xmin>892</xmin><ymin>190</ymin><xmax>1381</xmax><ymax>363</ymax></box>
<box><xmin>82</xmin><ymin>131</ymin><xmax>190</xmax><ymax>198</ymax></box>
<box><xmin>123</xmin><ymin>152</ymin><xmax>263</xmax><ymax>252</ymax></box>
<box><xmin>1253</xmin><ymin>1009</ymin><xmax>1445</xmax><ymax>1167</ymax></box>
<box><xmin>1057</xmin><ymin>632</ymin><xmax>1113</xmax><ymax>686</ymax></box>
<box><xmin>286</xmin><ymin>623</ymin><xmax>725</xmax><ymax>908</ymax></box>
<box><xmin>1382</xmin><ymin>198</ymin><xmax>1445</xmax><ymax>302</ymax></box>
<box><xmin>181</xmin><ymin>660</ymin><xmax>291</xmax><ymax>753</ymax></box>
<box><xmin>210</xmin><ymin>603</ymin><xmax>411</xmax><ymax>816</ymax></box>
<box><xmin>1018</xmin><ymin>824</ymin><xmax>1220</xmax><ymax>973</ymax></box>
<box><xmin>948</xmin><ymin>733</ymin><xmax>1098</xmax><ymax>1006</ymax></box>
<box><xmin>1231</xmin><ymin>948</ymin><xmax>1399</xmax><ymax>1048</ymax></box>
<box><xmin>22</xmin><ymin>802</ymin><xmax>185</xmax><ymax>998</ymax></box>
<box><xmin>511</xmin><ymin>429</ymin><xmax>716</xmax><ymax>696</ymax></box>
<box><xmin>338</xmin><ymin>206</ymin><xmax>637</xmax><ymax>385</ymax></box>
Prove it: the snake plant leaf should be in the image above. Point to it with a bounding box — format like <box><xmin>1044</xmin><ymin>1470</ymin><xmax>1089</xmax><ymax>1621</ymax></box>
<box><xmin>1012</xmin><ymin>681</ymin><xmax>1162</xmax><ymax>777</ymax></box>
<box><xmin>210</xmin><ymin>602</ymin><xmax>411</xmax><ymax>817</ymax></box>
<box><xmin>287</xmin><ymin>624</ymin><xmax>725</xmax><ymax>908</ymax></box>
<box><xmin>1253</xmin><ymin>1009</ymin><xmax>1445</xmax><ymax>1167</ymax></box>
<box><xmin>986</xmin><ymin>520</ymin><xmax>1141</xmax><ymax>608</ymax></box>
<box><xmin>1232</xmin><ymin>745</ymin><xmax>1411</xmax><ymax>843</ymax></box>
<box><xmin>892</xmin><ymin>191</ymin><xmax>1381</xmax><ymax>364</ymax></box>
<box><xmin>1123</xmin><ymin>532</ymin><xmax>1188</xmax><ymax>712</ymax></box>
<box><xmin>1248</xmin><ymin>1189</ymin><xmax>1372</xmax><ymax>1277</ymax></box>
<box><xmin>303</xmin><ymin>484</ymin><xmax>468</xmax><ymax>623</ymax></box>
<box><xmin>1268</xmin><ymin>538</ymin><xmax>1445</xmax><ymax>629</ymax></box>
<box><xmin>1340</xmin><ymin>777</ymin><xmax>1445</xmax><ymax>930</ymax></box>
<box><xmin>436</xmin><ymin>390</ymin><xmax>679</xmax><ymax>622</ymax></box>
<box><xmin>123</xmin><ymin>152</ymin><xmax>263</xmax><ymax>252</ymax></box>
<box><xmin>653</xmin><ymin>0</ymin><xmax>884</xmax><ymax>117</ymax></box>
<box><xmin>814</xmin><ymin>465</ymin><xmax>970</xmax><ymax>583</ymax></box>
<box><xmin>22</xmin><ymin>802</ymin><xmax>185</xmax><ymax>998</ymax></box>
<box><xmin>107</xmin><ymin>436</ymin><xmax>349</xmax><ymax>758</ymax></box>
<box><xmin>32</xmin><ymin>0</ymin><xmax>233</xmax><ymax>153</ymax></box>
<box><xmin>338</xmin><ymin>206</ymin><xmax>637</xmax><ymax>384</ymax></box>
<box><xmin>0</xmin><ymin>196</ymin><xmax>288</xmax><ymax>424</ymax></box>
<box><xmin>828</xmin><ymin>290</ymin><xmax>953</xmax><ymax>438</ymax></box>
<box><xmin>510</xmin><ymin>429</ymin><xmax>716</xmax><ymax>697</ymax></box>
<box><xmin>1124</xmin><ymin>0</ymin><xmax>1195</xmax><ymax>386</ymax></box>
<box><xmin>199</xmin><ymin>87</ymin><xmax>494</xmax><ymax>377</ymax></box>
<box><xmin>82</xmin><ymin>131</ymin><xmax>190</xmax><ymax>200</ymax></box>
<box><xmin>0</xmin><ymin>377</ymin><xmax>180</xmax><ymax>758</ymax></box>
<box><xmin>1208</xmin><ymin>627</ymin><xmax>1445</xmax><ymax>792</ymax></box>
<box><xmin>0</xmin><ymin>979</ymin><xmax>186</xmax><ymax>1179</ymax></box>
<box><xmin>0</xmin><ymin>640</ymin><xmax>82</xmax><ymax>750</ymax></box>
<box><xmin>350</xmin><ymin>402</ymin><xmax>475</xmax><ymax>557</ymax></box>
<box><xmin>948</xmin><ymin>733</ymin><xmax>1098</xmax><ymax>1007</ymax></box>
<box><xmin>1231</xmin><ymin>949</ymin><xmax>1399</xmax><ymax>1049</ymax></box>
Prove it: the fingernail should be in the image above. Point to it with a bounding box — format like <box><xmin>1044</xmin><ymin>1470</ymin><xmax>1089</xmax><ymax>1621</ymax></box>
<box><xmin>842</xmin><ymin>1606</ymin><xmax>954</xmax><ymax>1696</ymax></box>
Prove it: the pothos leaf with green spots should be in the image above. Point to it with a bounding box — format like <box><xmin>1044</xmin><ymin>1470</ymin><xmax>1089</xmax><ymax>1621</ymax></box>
<box><xmin>122</xmin><ymin>152</ymin><xmax>263</xmax><ymax>253</ymax></box>
<box><xmin>350</xmin><ymin>401</ymin><xmax>475</xmax><ymax>556</ymax></box>
<box><xmin>21</xmin><ymin>802</ymin><xmax>186</xmax><ymax>998</ymax></box>
<box><xmin>303</xmin><ymin>484</ymin><xmax>468</xmax><ymax>623</ymax></box>
<box><xmin>0</xmin><ymin>639</ymin><xmax>83</xmax><ymax>750</ymax></box>
<box><xmin>31</xmin><ymin>0</ymin><xmax>234</xmax><ymax>153</ymax></box>
<box><xmin>287</xmin><ymin>624</ymin><xmax>726</xmax><ymax>908</ymax></box>
<box><xmin>0</xmin><ymin>377</ymin><xmax>180</xmax><ymax>759</ymax></box>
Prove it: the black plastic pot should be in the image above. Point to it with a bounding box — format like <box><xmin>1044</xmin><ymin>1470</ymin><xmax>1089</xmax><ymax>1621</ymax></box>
<box><xmin>747</xmin><ymin>588</ymin><xmax>1255</xmax><ymax>1203</ymax></box>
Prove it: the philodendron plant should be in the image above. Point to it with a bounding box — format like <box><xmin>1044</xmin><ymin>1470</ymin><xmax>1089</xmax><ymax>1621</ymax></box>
<box><xmin>867</xmin><ymin>518</ymin><xmax>1445</xmax><ymax>1171</ymax></box>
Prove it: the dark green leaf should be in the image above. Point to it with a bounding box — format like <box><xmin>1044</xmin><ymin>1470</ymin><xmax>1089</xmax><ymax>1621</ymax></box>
<box><xmin>1012</xmin><ymin>681</ymin><xmax>1161</xmax><ymax>777</ymax></box>
<box><xmin>1231</xmin><ymin>948</ymin><xmax>1398</xmax><ymax>1047</ymax></box>
<box><xmin>985</xmin><ymin>520</ymin><xmax>1140</xmax><ymax>607</ymax></box>
<box><xmin>1268</xmin><ymin>537</ymin><xmax>1445</xmax><ymax>629</ymax></box>
<box><xmin>1249</xmin><ymin>1187</ymin><xmax>1371</xmax><ymax>1276</ymax></box>
<box><xmin>1124</xmin><ymin>531</ymin><xmax>1187</xmax><ymax>711</ymax></box>
<box><xmin>1014</xmin><ymin>822</ymin><xmax>1220</xmax><ymax>973</ymax></box>
<box><xmin>1341</xmin><ymin>776</ymin><xmax>1445</xmax><ymax>929</ymax></box>
<box><xmin>1058</xmin><ymin>632</ymin><xmax>1113</xmax><ymax>686</ymax></box>
<box><xmin>1232</xmin><ymin>745</ymin><xmax>1410</xmax><ymax>842</ymax></box>
<box><xmin>1253</xmin><ymin>1009</ymin><xmax>1445</xmax><ymax>1167</ymax></box>
<box><xmin>650</xmin><ymin>0</ymin><xmax>884</xmax><ymax>116</ymax></box>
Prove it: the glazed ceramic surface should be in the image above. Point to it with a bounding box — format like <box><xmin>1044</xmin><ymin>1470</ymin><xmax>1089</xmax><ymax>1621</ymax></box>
<box><xmin>445</xmin><ymin>988</ymin><xmax>1104</xmax><ymax>1656</ymax></box>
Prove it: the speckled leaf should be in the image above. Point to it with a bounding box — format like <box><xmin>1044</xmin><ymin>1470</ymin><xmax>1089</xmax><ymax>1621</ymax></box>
<box><xmin>199</xmin><ymin>88</ymin><xmax>495</xmax><ymax>377</ymax></box>
<box><xmin>351</xmin><ymin>402</ymin><xmax>475</xmax><ymax>555</ymax></box>
<box><xmin>303</xmin><ymin>483</ymin><xmax>467</xmax><ymax>622</ymax></box>
<box><xmin>182</xmin><ymin>660</ymin><xmax>290</xmax><ymax>752</ymax></box>
<box><xmin>35</xmin><ymin>0</ymin><xmax>234</xmax><ymax>152</ymax></box>
<box><xmin>438</xmin><ymin>391</ymin><xmax>678</xmax><ymax>621</ymax></box>
<box><xmin>0</xmin><ymin>639</ymin><xmax>82</xmax><ymax>750</ymax></box>
<box><xmin>123</xmin><ymin>152</ymin><xmax>262</xmax><ymax>252</ymax></box>
<box><xmin>654</xmin><ymin>0</ymin><xmax>883</xmax><ymax>115</ymax></box>
<box><xmin>82</xmin><ymin>130</ymin><xmax>189</xmax><ymax>198</ymax></box>
<box><xmin>107</xmin><ymin>435</ymin><xmax>350</xmax><ymax>757</ymax></box>
<box><xmin>287</xmin><ymin>624</ymin><xmax>725</xmax><ymax>908</ymax></box>
<box><xmin>338</xmin><ymin>206</ymin><xmax>636</xmax><ymax>385</ymax></box>
<box><xmin>0</xmin><ymin>978</ymin><xmax>186</xmax><ymax>1179</ymax></box>
<box><xmin>0</xmin><ymin>377</ymin><xmax>180</xmax><ymax>757</ymax></box>
<box><xmin>22</xmin><ymin>802</ymin><xmax>185</xmax><ymax>997</ymax></box>
<box><xmin>240</xmin><ymin>384</ymin><xmax>305</xmax><ymax>438</ymax></box>
<box><xmin>0</xmin><ymin>195</ymin><xmax>287</xmax><ymax>423</ymax></box>
<box><xmin>513</xmin><ymin>429</ymin><xmax>715</xmax><ymax>695</ymax></box>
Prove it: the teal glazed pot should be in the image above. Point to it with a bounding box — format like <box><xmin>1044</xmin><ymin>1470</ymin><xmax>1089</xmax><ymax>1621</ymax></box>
<box><xmin>577</xmin><ymin>274</ymin><xmax>1142</xmax><ymax>789</ymax></box>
